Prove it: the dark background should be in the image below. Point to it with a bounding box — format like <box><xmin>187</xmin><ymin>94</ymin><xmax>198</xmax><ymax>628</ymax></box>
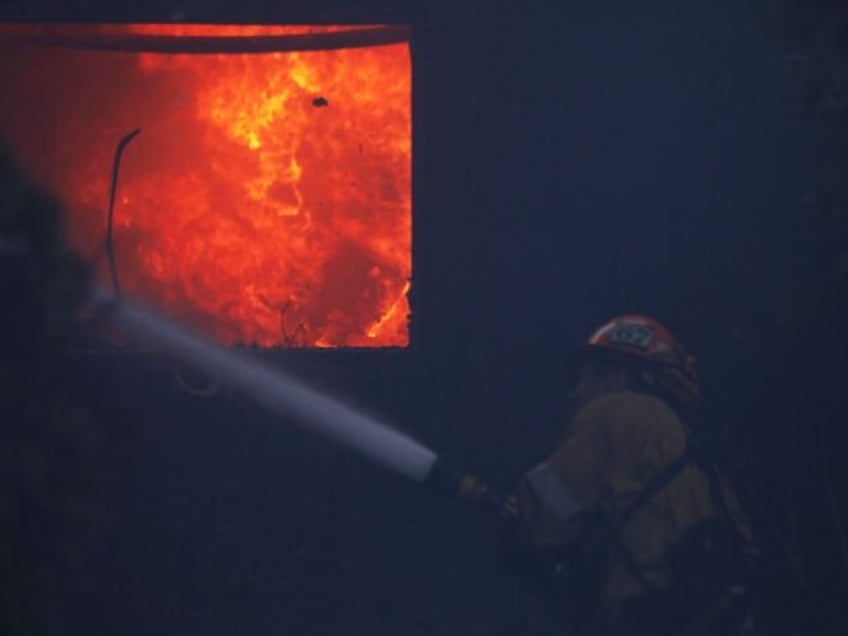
<box><xmin>3</xmin><ymin>0</ymin><xmax>847</xmax><ymax>634</ymax></box>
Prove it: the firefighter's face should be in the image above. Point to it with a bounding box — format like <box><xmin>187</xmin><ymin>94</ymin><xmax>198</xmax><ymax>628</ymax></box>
<box><xmin>570</xmin><ymin>360</ymin><xmax>626</xmax><ymax>408</ymax></box>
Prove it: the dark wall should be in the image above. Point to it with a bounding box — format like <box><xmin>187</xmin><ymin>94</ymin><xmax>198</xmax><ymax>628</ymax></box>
<box><xmin>4</xmin><ymin>0</ymin><xmax>844</xmax><ymax>634</ymax></box>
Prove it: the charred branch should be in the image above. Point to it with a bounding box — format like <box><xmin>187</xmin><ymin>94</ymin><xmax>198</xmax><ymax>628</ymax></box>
<box><xmin>106</xmin><ymin>128</ymin><xmax>141</xmax><ymax>297</ymax></box>
<box><xmin>278</xmin><ymin>300</ymin><xmax>308</xmax><ymax>348</ymax></box>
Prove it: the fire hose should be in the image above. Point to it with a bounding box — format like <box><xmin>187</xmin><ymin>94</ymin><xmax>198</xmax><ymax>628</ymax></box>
<box><xmin>88</xmin><ymin>287</ymin><xmax>515</xmax><ymax>519</ymax></box>
<box><xmin>93</xmin><ymin>126</ymin><xmax>513</xmax><ymax>516</ymax></box>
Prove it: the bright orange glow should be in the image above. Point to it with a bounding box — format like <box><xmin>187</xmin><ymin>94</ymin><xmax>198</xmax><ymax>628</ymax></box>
<box><xmin>0</xmin><ymin>23</ymin><xmax>411</xmax><ymax>347</ymax></box>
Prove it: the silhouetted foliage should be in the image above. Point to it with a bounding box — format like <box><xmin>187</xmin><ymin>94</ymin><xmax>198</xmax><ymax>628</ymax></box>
<box><xmin>0</xmin><ymin>141</ymin><xmax>95</xmax><ymax>635</ymax></box>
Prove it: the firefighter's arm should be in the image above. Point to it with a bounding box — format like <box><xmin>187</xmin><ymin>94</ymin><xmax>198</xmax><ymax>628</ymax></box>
<box><xmin>520</xmin><ymin>414</ymin><xmax>608</xmax><ymax>554</ymax></box>
<box><xmin>517</xmin><ymin>462</ymin><xmax>589</xmax><ymax>549</ymax></box>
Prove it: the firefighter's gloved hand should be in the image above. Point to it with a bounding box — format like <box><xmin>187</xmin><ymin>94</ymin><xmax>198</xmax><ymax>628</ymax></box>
<box><xmin>425</xmin><ymin>456</ymin><xmax>516</xmax><ymax>517</ymax></box>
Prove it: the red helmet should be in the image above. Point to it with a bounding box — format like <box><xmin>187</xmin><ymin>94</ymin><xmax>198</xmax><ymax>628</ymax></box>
<box><xmin>584</xmin><ymin>315</ymin><xmax>700</xmax><ymax>405</ymax></box>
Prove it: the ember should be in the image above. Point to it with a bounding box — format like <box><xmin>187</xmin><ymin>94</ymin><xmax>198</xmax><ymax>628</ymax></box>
<box><xmin>0</xmin><ymin>24</ymin><xmax>411</xmax><ymax>347</ymax></box>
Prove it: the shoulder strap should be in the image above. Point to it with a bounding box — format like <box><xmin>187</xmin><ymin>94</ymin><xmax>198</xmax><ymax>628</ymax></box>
<box><xmin>613</xmin><ymin>442</ymin><xmax>748</xmax><ymax>541</ymax></box>
<box><xmin>603</xmin><ymin>440</ymin><xmax>752</xmax><ymax>597</ymax></box>
<box><xmin>586</xmin><ymin>448</ymin><xmax>698</xmax><ymax>597</ymax></box>
<box><xmin>613</xmin><ymin>448</ymin><xmax>696</xmax><ymax>534</ymax></box>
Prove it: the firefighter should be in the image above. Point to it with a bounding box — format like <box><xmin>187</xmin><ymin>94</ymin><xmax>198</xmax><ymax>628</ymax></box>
<box><xmin>498</xmin><ymin>316</ymin><xmax>759</xmax><ymax>636</ymax></box>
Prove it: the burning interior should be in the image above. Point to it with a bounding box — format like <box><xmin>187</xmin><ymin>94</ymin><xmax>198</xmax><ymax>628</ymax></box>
<box><xmin>0</xmin><ymin>24</ymin><xmax>411</xmax><ymax>348</ymax></box>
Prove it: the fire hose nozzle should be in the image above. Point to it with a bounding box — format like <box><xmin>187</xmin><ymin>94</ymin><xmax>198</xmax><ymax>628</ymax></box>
<box><xmin>424</xmin><ymin>456</ymin><xmax>517</xmax><ymax>520</ymax></box>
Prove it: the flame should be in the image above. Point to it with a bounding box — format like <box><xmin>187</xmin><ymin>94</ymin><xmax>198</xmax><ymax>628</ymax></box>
<box><xmin>367</xmin><ymin>280</ymin><xmax>411</xmax><ymax>339</ymax></box>
<box><xmin>0</xmin><ymin>23</ymin><xmax>411</xmax><ymax>347</ymax></box>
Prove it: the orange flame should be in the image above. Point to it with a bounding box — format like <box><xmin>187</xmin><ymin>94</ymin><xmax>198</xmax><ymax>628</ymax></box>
<box><xmin>0</xmin><ymin>24</ymin><xmax>411</xmax><ymax>347</ymax></box>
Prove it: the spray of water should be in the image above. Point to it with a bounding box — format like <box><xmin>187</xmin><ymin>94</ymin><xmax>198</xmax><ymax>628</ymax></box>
<box><xmin>91</xmin><ymin>287</ymin><xmax>438</xmax><ymax>483</ymax></box>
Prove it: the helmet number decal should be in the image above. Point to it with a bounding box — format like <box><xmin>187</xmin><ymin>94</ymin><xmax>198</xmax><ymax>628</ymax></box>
<box><xmin>608</xmin><ymin>324</ymin><xmax>654</xmax><ymax>349</ymax></box>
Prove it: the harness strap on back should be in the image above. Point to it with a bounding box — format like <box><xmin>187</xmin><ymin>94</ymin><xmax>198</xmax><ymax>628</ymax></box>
<box><xmin>605</xmin><ymin>443</ymin><xmax>753</xmax><ymax>599</ymax></box>
<box><xmin>615</xmin><ymin>449</ymin><xmax>696</xmax><ymax>533</ymax></box>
